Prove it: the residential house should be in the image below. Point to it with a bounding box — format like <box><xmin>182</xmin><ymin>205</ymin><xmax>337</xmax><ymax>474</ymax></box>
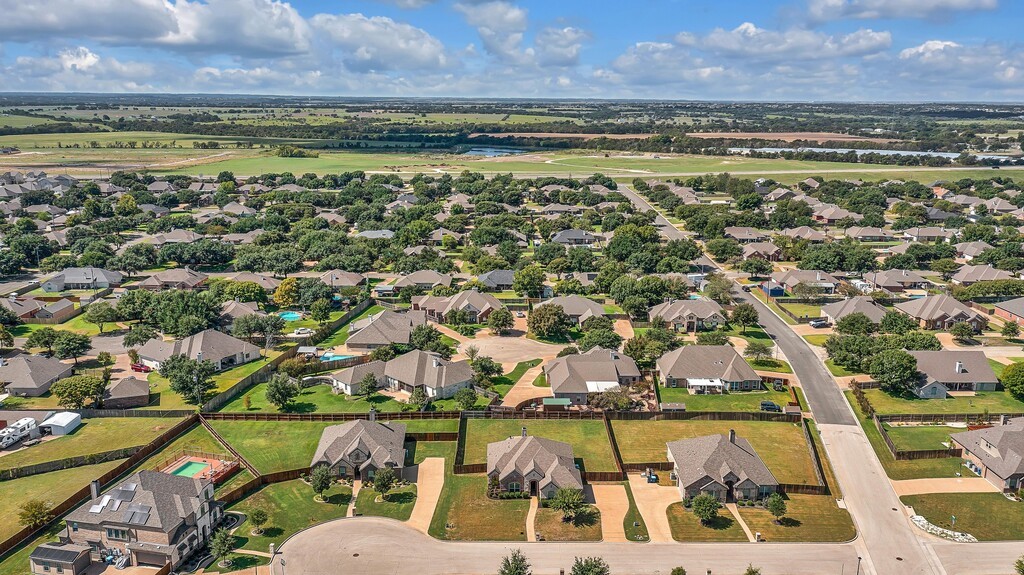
<box><xmin>780</xmin><ymin>226</ymin><xmax>827</xmax><ymax>243</ymax></box>
<box><xmin>908</xmin><ymin>350</ymin><xmax>999</xmax><ymax>398</ymax></box>
<box><xmin>845</xmin><ymin>227</ymin><xmax>892</xmax><ymax>242</ymax></box>
<box><xmin>310</xmin><ymin>420</ymin><xmax>406</xmax><ymax>480</ymax></box>
<box><xmin>813</xmin><ymin>205</ymin><xmax>862</xmax><ymax>224</ymax></box>
<box><xmin>924</xmin><ymin>206</ymin><xmax>957</xmax><ymax>222</ymax></box>
<box><xmin>383</xmin><ymin>350</ymin><xmax>473</xmax><ymax>399</ymax></box>
<box><xmin>221</xmin><ymin>230</ymin><xmax>263</xmax><ymax>245</ymax></box>
<box><xmin>149</xmin><ymin>229</ymin><xmax>204</xmax><ymax>246</ymax></box>
<box><xmin>29</xmin><ymin>543</ymin><xmax>91</xmax><ymax>575</ymax></box>
<box><xmin>951</xmin><ymin>417</ymin><xmax>1024</xmax><ymax>492</ymax></box>
<box><xmin>346</xmin><ymin>310</ymin><xmax>426</xmax><ymax>351</ymax></box>
<box><xmin>994</xmin><ymin>296</ymin><xmax>1024</xmax><ymax>326</ymax></box>
<box><xmin>136</xmin><ymin>329</ymin><xmax>260</xmax><ymax>372</ymax></box>
<box><xmin>226</xmin><ymin>272</ymin><xmax>281</xmax><ymax>292</ymax></box>
<box><xmin>0</xmin><ymin>355</ymin><xmax>73</xmax><ymax>397</ymax></box>
<box><xmin>666</xmin><ymin>431</ymin><xmax>779</xmax><ymax>502</ymax></box>
<box><xmin>723</xmin><ymin>227</ymin><xmax>766</xmax><ymax>243</ymax></box>
<box><xmin>137</xmin><ymin>268</ymin><xmax>208</xmax><ymax>291</ymax></box>
<box><xmin>551</xmin><ymin>229</ymin><xmax>600</xmax><ymax>247</ymax></box>
<box><xmin>648</xmin><ymin>299</ymin><xmax>726</xmax><ymax>333</ymax></box>
<box><xmin>0</xmin><ymin>297</ymin><xmax>74</xmax><ymax>322</ymax></box>
<box><xmin>356</xmin><ymin>229</ymin><xmax>395</xmax><ymax>240</ymax></box>
<box><xmin>478</xmin><ymin>269</ymin><xmax>514</xmax><ymax>291</ymax></box>
<box><xmin>43</xmin><ymin>268</ymin><xmax>123</xmax><ymax>292</ymax></box>
<box><xmin>821</xmin><ymin>296</ymin><xmax>887</xmax><ymax>325</ymax></box>
<box><xmin>741</xmin><ymin>242</ymin><xmax>781</xmax><ymax>261</ymax></box>
<box><xmin>950</xmin><ymin>264</ymin><xmax>1013</xmax><ymax>286</ymax></box>
<box><xmin>955</xmin><ymin>241</ymin><xmax>993</xmax><ymax>261</ymax></box>
<box><xmin>543</xmin><ymin>348</ymin><xmax>641</xmax><ymax>405</ymax></box>
<box><xmin>318</xmin><ymin>270</ymin><xmax>365</xmax><ymax>288</ymax></box>
<box><xmin>902</xmin><ymin>227</ymin><xmax>955</xmax><ymax>243</ymax></box>
<box><xmin>769</xmin><ymin>270</ymin><xmax>840</xmax><ymax>294</ymax></box>
<box><xmin>55</xmin><ymin>470</ymin><xmax>220</xmax><ymax>569</ymax></box>
<box><xmin>412</xmin><ymin>291</ymin><xmax>503</xmax><ymax>323</ymax></box>
<box><xmin>103</xmin><ymin>377</ymin><xmax>151</xmax><ymax>409</ymax></box>
<box><xmin>801</xmin><ymin>178</ymin><xmax>820</xmax><ymax>190</ymax></box>
<box><xmin>428</xmin><ymin>228</ymin><xmax>463</xmax><ymax>245</ymax></box>
<box><xmin>218</xmin><ymin>301</ymin><xmax>265</xmax><ymax>329</ymax></box>
<box><xmin>486</xmin><ymin>432</ymin><xmax>584</xmax><ymax>499</ymax></box>
<box><xmin>392</xmin><ymin>270</ymin><xmax>453</xmax><ymax>290</ymax></box>
<box><xmin>981</xmin><ymin>197</ymin><xmax>1016</xmax><ymax>214</ymax></box>
<box><xmin>328</xmin><ymin>361</ymin><xmax>387</xmax><ymax>395</ymax></box>
<box><xmin>862</xmin><ymin>270</ymin><xmax>929</xmax><ymax>293</ymax></box>
<box><xmin>656</xmin><ymin>345</ymin><xmax>762</xmax><ymax>394</ymax></box>
<box><xmin>221</xmin><ymin>201</ymin><xmax>256</xmax><ymax>216</ymax></box>
<box><xmin>533</xmin><ymin>295</ymin><xmax>605</xmax><ymax>326</ymax></box>
<box><xmin>894</xmin><ymin>294</ymin><xmax>985</xmax><ymax>331</ymax></box>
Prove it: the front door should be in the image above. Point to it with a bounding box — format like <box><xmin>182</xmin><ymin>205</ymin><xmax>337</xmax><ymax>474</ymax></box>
<box><xmin>530</xmin><ymin>481</ymin><xmax>538</xmax><ymax>496</ymax></box>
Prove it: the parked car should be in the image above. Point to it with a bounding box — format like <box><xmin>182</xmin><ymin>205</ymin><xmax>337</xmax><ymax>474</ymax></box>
<box><xmin>741</xmin><ymin>285</ymin><xmax>751</xmax><ymax>292</ymax></box>
<box><xmin>808</xmin><ymin>319</ymin><xmax>830</xmax><ymax>328</ymax></box>
<box><xmin>130</xmin><ymin>363</ymin><xmax>153</xmax><ymax>373</ymax></box>
<box><xmin>760</xmin><ymin>401</ymin><xmax>782</xmax><ymax>413</ymax></box>
<box><xmin>515</xmin><ymin>311</ymin><xmax>525</xmax><ymax>318</ymax></box>
<box><xmin>294</xmin><ymin>327</ymin><xmax>314</xmax><ymax>335</ymax></box>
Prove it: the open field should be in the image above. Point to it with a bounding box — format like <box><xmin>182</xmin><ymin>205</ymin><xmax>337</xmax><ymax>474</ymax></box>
<box><xmin>737</xmin><ymin>494</ymin><xmax>856</xmax><ymax>542</ymax></box>
<box><xmin>883</xmin><ymin>424</ymin><xmax>960</xmax><ymax>451</ymax></box>
<box><xmin>610</xmin><ymin>420</ymin><xmax>817</xmax><ymax>485</ymax></box>
<box><xmin>684</xmin><ymin>131</ymin><xmax>900</xmax><ymax>143</ymax></box>
<box><xmin>666</xmin><ymin>502</ymin><xmax>747</xmax><ymax>542</ymax></box>
<box><xmin>0</xmin><ymin>417</ymin><xmax>181</xmax><ymax>471</ymax></box>
<box><xmin>901</xmin><ymin>493</ymin><xmax>1024</xmax><ymax>541</ymax></box>
<box><xmin>430</xmin><ymin>473</ymin><xmax>530</xmax><ymax>541</ymax></box>
<box><xmin>229</xmin><ymin>479</ymin><xmax>352</xmax><ymax>551</ymax></box>
<box><xmin>462</xmin><ymin>419</ymin><xmax>618</xmax><ymax>472</ymax></box>
<box><xmin>471</xmin><ymin>132</ymin><xmax>652</xmax><ymax>140</ymax></box>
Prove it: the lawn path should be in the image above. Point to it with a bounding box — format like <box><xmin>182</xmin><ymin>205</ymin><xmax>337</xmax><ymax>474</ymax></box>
<box><xmin>407</xmin><ymin>458</ymin><xmax>444</xmax><ymax>533</ymax></box>
<box><xmin>348</xmin><ymin>480</ymin><xmax>361</xmax><ymax>518</ymax></box>
<box><xmin>724</xmin><ymin>503</ymin><xmax>756</xmax><ymax>542</ymax></box>
<box><xmin>526</xmin><ymin>497</ymin><xmax>539</xmax><ymax>542</ymax></box>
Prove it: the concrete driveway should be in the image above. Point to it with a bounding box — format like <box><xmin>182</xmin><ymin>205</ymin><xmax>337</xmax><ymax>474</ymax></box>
<box><xmin>625</xmin><ymin>474</ymin><xmax>677</xmax><ymax>543</ymax></box>
<box><xmin>406</xmin><ymin>457</ymin><xmax>445</xmax><ymax>534</ymax></box>
<box><xmin>588</xmin><ymin>484</ymin><xmax>628</xmax><ymax>542</ymax></box>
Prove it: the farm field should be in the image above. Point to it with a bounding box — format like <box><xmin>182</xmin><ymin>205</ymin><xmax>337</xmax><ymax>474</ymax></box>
<box><xmin>462</xmin><ymin>419</ymin><xmax>618</xmax><ymax>472</ymax></box>
<box><xmin>610</xmin><ymin>420</ymin><xmax>817</xmax><ymax>485</ymax></box>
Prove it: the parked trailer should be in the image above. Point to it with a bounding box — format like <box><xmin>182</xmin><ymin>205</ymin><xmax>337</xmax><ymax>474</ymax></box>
<box><xmin>0</xmin><ymin>417</ymin><xmax>38</xmax><ymax>448</ymax></box>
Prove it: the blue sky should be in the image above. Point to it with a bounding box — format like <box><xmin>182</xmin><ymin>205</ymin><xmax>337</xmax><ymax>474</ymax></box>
<box><xmin>0</xmin><ymin>0</ymin><xmax>1020</xmax><ymax>101</ymax></box>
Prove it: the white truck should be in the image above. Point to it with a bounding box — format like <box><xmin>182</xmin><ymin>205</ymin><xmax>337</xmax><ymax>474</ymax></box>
<box><xmin>0</xmin><ymin>417</ymin><xmax>38</xmax><ymax>449</ymax></box>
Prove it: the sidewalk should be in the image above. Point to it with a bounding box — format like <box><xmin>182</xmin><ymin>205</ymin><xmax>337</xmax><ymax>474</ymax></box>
<box><xmin>526</xmin><ymin>497</ymin><xmax>539</xmax><ymax>542</ymax></box>
<box><xmin>724</xmin><ymin>503</ymin><xmax>756</xmax><ymax>542</ymax></box>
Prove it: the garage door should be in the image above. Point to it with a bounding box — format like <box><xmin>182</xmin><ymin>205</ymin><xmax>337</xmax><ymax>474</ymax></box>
<box><xmin>133</xmin><ymin>552</ymin><xmax>168</xmax><ymax>567</ymax></box>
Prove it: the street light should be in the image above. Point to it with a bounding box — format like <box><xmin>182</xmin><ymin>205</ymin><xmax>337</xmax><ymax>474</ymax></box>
<box><xmin>856</xmin><ymin>556</ymin><xmax>862</xmax><ymax>575</ymax></box>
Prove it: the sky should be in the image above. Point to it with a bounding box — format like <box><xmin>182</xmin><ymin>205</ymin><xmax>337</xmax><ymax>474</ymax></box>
<box><xmin>0</xmin><ymin>0</ymin><xmax>1020</xmax><ymax>102</ymax></box>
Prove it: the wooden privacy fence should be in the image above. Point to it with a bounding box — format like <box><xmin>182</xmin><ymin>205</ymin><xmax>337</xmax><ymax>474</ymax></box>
<box><xmin>0</xmin><ymin>446</ymin><xmax>142</xmax><ymax>481</ymax></box>
<box><xmin>621</xmin><ymin>461</ymin><xmax>674</xmax><ymax>473</ymax></box>
<box><xmin>872</xmin><ymin>414</ymin><xmax>964</xmax><ymax>461</ymax></box>
<box><xmin>7</xmin><ymin>408</ymin><xmax>197</xmax><ymax>418</ymax></box>
<box><xmin>201</xmin><ymin>345</ymin><xmax>300</xmax><ymax>412</ymax></box>
<box><xmin>202</xmin><ymin>411</ymin><xmax>460</xmax><ymax>421</ymax></box>
<box><xmin>218</xmin><ymin>467</ymin><xmax>311</xmax><ymax>506</ymax></box>
<box><xmin>199</xmin><ymin>416</ymin><xmax>257</xmax><ymax>474</ymax></box>
<box><xmin>407</xmin><ymin>432</ymin><xmax>459</xmax><ymax>442</ymax></box>
<box><xmin>0</xmin><ymin>414</ymin><xmax>199</xmax><ymax>559</ymax></box>
<box><xmin>878</xmin><ymin>412</ymin><xmax>1024</xmax><ymax>424</ymax></box>
<box><xmin>778</xmin><ymin>483</ymin><xmax>830</xmax><ymax>495</ymax></box>
<box><xmin>607</xmin><ymin>411</ymin><xmax>800</xmax><ymax>423</ymax></box>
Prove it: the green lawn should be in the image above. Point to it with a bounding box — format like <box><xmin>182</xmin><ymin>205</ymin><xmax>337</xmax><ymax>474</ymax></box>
<box><xmin>751</xmin><ymin>289</ymin><xmax>796</xmax><ymax>326</ymax></box>
<box><xmin>138</xmin><ymin>424</ymin><xmax>228</xmax><ymax>471</ymax></box>
<box><xmin>0</xmin><ymin>417</ymin><xmax>182</xmax><ymax>471</ymax></box>
<box><xmin>666</xmin><ymin>502</ymin><xmax>748</xmax><ymax>542</ymax></box>
<box><xmin>824</xmin><ymin>359</ymin><xmax>861</xmax><ymax>377</ymax></box>
<box><xmin>721</xmin><ymin>324</ymin><xmax>775</xmax><ymax>346</ymax></box>
<box><xmin>657</xmin><ymin>387</ymin><xmax>791</xmax><ymax>412</ymax></box>
<box><xmin>611</xmin><ymin>420</ymin><xmax>817</xmax><ymax>484</ymax></box>
<box><xmin>622</xmin><ymin>481</ymin><xmax>650</xmax><ymax>542</ymax></box>
<box><xmin>862</xmin><ymin>388</ymin><xmax>1024</xmax><ymax>415</ymax></box>
<box><xmin>463</xmin><ymin>419</ymin><xmax>618</xmax><ymax>472</ymax></box>
<box><xmin>802</xmin><ymin>334</ymin><xmax>830</xmax><ymax>347</ymax></box>
<box><xmin>354</xmin><ymin>483</ymin><xmax>417</xmax><ymax>521</ymax></box>
<box><xmin>221</xmin><ymin>383</ymin><xmax>410</xmax><ymax>413</ymax></box>
<box><xmin>737</xmin><ymin>494</ymin><xmax>856</xmax><ymax>542</ymax></box>
<box><xmin>208</xmin><ymin>420</ymin><xmax>335</xmax><ymax>474</ymax></box>
<box><xmin>534</xmin><ymin>506</ymin><xmax>602</xmax><ymax>541</ymax></box>
<box><xmin>430</xmin><ymin>472</ymin><xmax>530</xmax><ymax>541</ymax></box>
<box><xmin>532</xmin><ymin>373</ymin><xmax>549</xmax><ymax>387</ymax></box>
<box><xmin>490</xmin><ymin>359</ymin><xmax>542</xmax><ymax>397</ymax></box>
<box><xmin>748</xmin><ymin>358</ymin><xmax>793</xmax><ymax>374</ymax></box>
<box><xmin>901</xmin><ymin>493</ymin><xmax>1024</xmax><ymax>541</ymax></box>
<box><xmin>988</xmin><ymin>358</ymin><xmax>1008</xmax><ymax>378</ymax></box>
<box><xmin>143</xmin><ymin>350</ymin><xmax>286</xmax><ymax>410</ymax></box>
<box><xmin>794</xmin><ymin>387</ymin><xmax>809</xmax><ymax>411</ymax></box>
<box><xmin>402</xmin><ymin>420</ymin><xmax>460</xmax><ymax>433</ymax></box>
<box><xmin>229</xmin><ymin>479</ymin><xmax>352</xmax><ymax>551</ymax></box>
<box><xmin>777</xmin><ymin>302</ymin><xmax>822</xmax><ymax>320</ymax></box>
<box><xmin>883</xmin><ymin>424</ymin><xmax>960</xmax><ymax>451</ymax></box>
<box><xmin>317</xmin><ymin>305</ymin><xmax>384</xmax><ymax>347</ymax></box>
<box><xmin>844</xmin><ymin>391</ymin><xmax>965</xmax><ymax>480</ymax></box>
<box><xmin>203</xmin><ymin>553</ymin><xmax>269</xmax><ymax>574</ymax></box>
<box><xmin>0</xmin><ymin>460</ymin><xmax>126</xmax><ymax>541</ymax></box>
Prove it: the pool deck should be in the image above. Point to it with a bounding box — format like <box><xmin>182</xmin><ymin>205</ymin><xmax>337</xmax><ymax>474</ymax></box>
<box><xmin>160</xmin><ymin>454</ymin><xmax>240</xmax><ymax>484</ymax></box>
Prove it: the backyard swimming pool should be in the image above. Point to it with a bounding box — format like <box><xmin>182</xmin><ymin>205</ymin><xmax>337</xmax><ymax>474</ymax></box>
<box><xmin>279</xmin><ymin>311</ymin><xmax>302</xmax><ymax>321</ymax></box>
<box><xmin>171</xmin><ymin>461</ymin><xmax>210</xmax><ymax>478</ymax></box>
<box><xmin>321</xmin><ymin>353</ymin><xmax>355</xmax><ymax>361</ymax></box>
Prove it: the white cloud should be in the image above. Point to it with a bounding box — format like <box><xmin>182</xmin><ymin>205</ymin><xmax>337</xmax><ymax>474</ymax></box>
<box><xmin>534</xmin><ymin>27</ymin><xmax>588</xmax><ymax>67</ymax></box>
<box><xmin>311</xmin><ymin>13</ymin><xmax>450</xmax><ymax>71</ymax></box>
<box><xmin>808</xmin><ymin>0</ymin><xmax>998</xmax><ymax>20</ymax></box>
<box><xmin>371</xmin><ymin>0</ymin><xmax>437</xmax><ymax>8</ymax></box>
<box><xmin>896</xmin><ymin>40</ymin><xmax>1023</xmax><ymax>91</ymax></box>
<box><xmin>453</xmin><ymin>1</ymin><xmax>529</xmax><ymax>62</ymax></box>
<box><xmin>160</xmin><ymin>0</ymin><xmax>312</xmax><ymax>57</ymax></box>
<box><xmin>0</xmin><ymin>0</ymin><xmax>177</xmax><ymax>42</ymax></box>
<box><xmin>676</xmin><ymin>23</ymin><xmax>890</xmax><ymax>61</ymax></box>
<box><xmin>3</xmin><ymin>47</ymin><xmax>158</xmax><ymax>92</ymax></box>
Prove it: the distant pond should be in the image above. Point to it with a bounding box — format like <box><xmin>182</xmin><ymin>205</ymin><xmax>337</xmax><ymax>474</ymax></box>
<box><xmin>463</xmin><ymin>147</ymin><xmax>527</xmax><ymax>157</ymax></box>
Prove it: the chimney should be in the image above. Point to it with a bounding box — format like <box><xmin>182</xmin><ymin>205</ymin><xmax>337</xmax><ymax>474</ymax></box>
<box><xmin>816</xmin><ymin>272</ymin><xmax>822</xmax><ymax>281</ymax></box>
<box><xmin>521</xmin><ymin>426</ymin><xmax>527</xmax><ymax>438</ymax></box>
<box><xmin>955</xmin><ymin>361</ymin><xmax>964</xmax><ymax>374</ymax></box>
<box><xmin>90</xmin><ymin>480</ymin><xmax>100</xmax><ymax>500</ymax></box>
<box><xmin>729</xmin><ymin>429</ymin><xmax>736</xmax><ymax>444</ymax></box>
<box><xmin>1001</xmin><ymin>414</ymin><xmax>1010</xmax><ymax>426</ymax></box>
<box><xmin>369</xmin><ymin>407</ymin><xmax>377</xmax><ymax>422</ymax></box>
<box><xmin>432</xmin><ymin>358</ymin><xmax>440</xmax><ymax>368</ymax></box>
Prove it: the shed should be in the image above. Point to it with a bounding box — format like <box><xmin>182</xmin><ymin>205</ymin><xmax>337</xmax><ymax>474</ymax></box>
<box><xmin>41</xmin><ymin>412</ymin><xmax>81</xmax><ymax>436</ymax></box>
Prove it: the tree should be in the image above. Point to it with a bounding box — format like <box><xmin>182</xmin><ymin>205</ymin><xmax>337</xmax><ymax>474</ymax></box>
<box><xmin>1015</xmin><ymin>555</ymin><xmax>1024</xmax><ymax>575</ymax></box>
<box><xmin>454</xmin><ymin>387</ymin><xmax>478</xmax><ymax>410</ymax></box>
<box><xmin>310</xmin><ymin>298</ymin><xmax>332</xmax><ymax>325</ymax></box>
<box><xmin>123</xmin><ymin>323</ymin><xmax>158</xmax><ymax>348</ymax></box>
<box><xmin>248</xmin><ymin>508</ymin><xmax>268</xmax><ymax>535</ymax></box>
<box><xmin>357</xmin><ymin>372</ymin><xmax>379</xmax><ymax>397</ymax></box>
<box><xmin>764</xmin><ymin>492</ymin><xmax>787</xmax><ymax>524</ymax></box>
<box><xmin>695</xmin><ymin>331</ymin><xmax>729</xmax><ymax>346</ymax></box>
<box><xmin>730</xmin><ymin>303</ymin><xmax>759</xmax><ymax>334</ymax></box>
<box><xmin>868</xmin><ymin>349</ymin><xmax>919</xmax><ymax>395</ymax></box>
<box><xmin>498</xmin><ymin>549</ymin><xmax>532</xmax><ymax>575</ymax></box>
<box><xmin>265</xmin><ymin>373</ymin><xmax>299</xmax><ymax>410</ymax></box>
<box><xmin>310</xmin><ymin>464</ymin><xmax>333</xmax><ymax>501</ymax></box>
<box><xmin>702</xmin><ymin>273</ymin><xmax>734</xmax><ymax>305</ymax></box>
<box><xmin>0</xmin><ymin>325</ymin><xmax>13</xmax><ymax>349</ymax></box>
<box><xmin>409</xmin><ymin>387</ymin><xmax>428</xmax><ymax>407</ymax></box>
<box><xmin>743</xmin><ymin>566</ymin><xmax>762</xmax><ymax>575</ymax></box>
<box><xmin>527</xmin><ymin>304</ymin><xmax>571</xmax><ymax>339</ymax></box>
<box><xmin>880</xmin><ymin>311</ymin><xmax>917</xmax><ymax>335</ymax></box>
<box><xmin>570</xmin><ymin>556</ymin><xmax>610</xmax><ymax>575</ymax></box>
<box><xmin>17</xmin><ymin>499</ymin><xmax>52</xmax><ymax>528</ymax></box>
<box><xmin>670</xmin><ymin>568</ymin><xmax>686</xmax><ymax>575</ymax></box>
<box><xmin>1002</xmin><ymin>362</ymin><xmax>1024</xmax><ymax>399</ymax></box>
<box><xmin>744</xmin><ymin>341</ymin><xmax>772</xmax><ymax>362</ymax></box>
<box><xmin>26</xmin><ymin>327</ymin><xmax>59</xmax><ymax>354</ymax></box>
<box><xmin>1002</xmin><ymin>321</ymin><xmax>1021</xmax><ymax>339</ymax></box>
<box><xmin>705</xmin><ymin>238</ymin><xmax>741</xmax><ymax>261</ymax></box>
<box><xmin>835</xmin><ymin>312</ymin><xmax>876</xmax><ymax>335</ymax></box>
<box><xmin>273</xmin><ymin>277</ymin><xmax>299</xmax><ymax>308</ymax></box>
<box><xmin>691</xmin><ymin>493</ymin><xmax>720</xmax><ymax>525</ymax></box>
<box><xmin>737</xmin><ymin>258</ymin><xmax>774</xmax><ymax>277</ymax></box>
<box><xmin>550</xmin><ymin>487</ymin><xmax>586</xmax><ymax>522</ymax></box>
<box><xmin>472</xmin><ymin>356</ymin><xmax>503</xmax><ymax>385</ymax></box>
<box><xmin>208</xmin><ymin>528</ymin><xmax>234</xmax><ymax>567</ymax></box>
<box><xmin>159</xmin><ymin>355</ymin><xmax>217</xmax><ymax>405</ymax></box>
<box><xmin>576</xmin><ymin>329</ymin><xmax>623</xmax><ymax>352</ymax></box>
<box><xmin>487</xmin><ymin>308</ymin><xmax>515</xmax><ymax>335</ymax></box>
<box><xmin>464</xmin><ymin>344</ymin><xmax>480</xmax><ymax>362</ymax></box>
<box><xmin>791</xmin><ymin>282</ymin><xmax>823</xmax><ymax>303</ymax></box>
<box><xmin>513</xmin><ymin>264</ymin><xmax>547</xmax><ymax>298</ymax></box>
<box><xmin>51</xmin><ymin>375</ymin><xmax>104</xmax><ymax>409</ymax></box>
<box><xmin>373</xmin><ymin>467</ymin><xmax>397</xmax><ymax>501</ymax></box>
<box><xmin>950</xmin><ymin>321</ymin><xmax>975</xmax><ymax>343</ymax></box>
<box><xmin>84</xmin><ymin>302</ymin><xmax>118</xmax><ymax>334</ymax></box>
<box><xmin>53</xmin><ymin>331</ymin><xmax>91</xmax><ymax>364</ymax></box>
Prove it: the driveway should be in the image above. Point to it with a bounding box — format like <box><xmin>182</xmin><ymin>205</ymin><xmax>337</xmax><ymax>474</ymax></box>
<box><xmin>273</xmin><ymin>516</ymin><xmax>862</xmax><ymax>575</ymax></box>
<box><xmin>626</xmin><ymin>474</ymin><xmax>677</xmax><ymax>543</ymax></box>
<box><xmin>406</xmin><ymin>457</ymin><xmax>445</xmax><ymax>534</ymax></box>
<box><xmin>891</xmin><ymin>477</ymin><xmax>999</xmax><ymax>496</ymax></box>
<box><xmin>589</xmin><ymin>484</ymin><xmax>629</xmax><ymax>542</ymax></box>
<box><xmin>500</xmin><ymin>362</ymin><xmax>551</xmax><ymax>408</ymax></box>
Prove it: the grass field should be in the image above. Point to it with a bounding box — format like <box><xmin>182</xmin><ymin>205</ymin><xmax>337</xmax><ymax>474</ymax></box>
<box><xmin>666</xmin><ymin>502</ymin><xmax>747</xmax><ymax>542</ymax></box>
<box><xmin>0</xmin><ymin>417</ymin><xmax>181</xmax><ymax>471</ymax></box>
<box><xmin>208</xmin><ymin>420</ymin><xmax>335</xmax><ymax>474</ymax></box>
<box><xmin>737</xmin><ymin>494</ymin><xmax>856</xmax><ymax>542</ymax></box>
<box><xmin>901</xmin><ymin>493</ymin><xmax>1024</xmax><ymax>541</ymax></box>
<box><xmin>883</xmin><ymin>424</ymin><xmax>960</xmax><ymax>451</ymax></box>
<box><xmin>462</xmin><ymin>419</ymin><xmax>618</xmax><ymax>472</ymax></box>
<box><xmin>534</xmin><ymin>506</ymin><xmax>602</xmax><ymax>541</ymax></box>
<box><xmin>0</xmin><ymin>460</ymin><xmax>125</xmax><ymax>541</ymax></box>
<box><xmin>222</xmin><ymin>383</ymin><xmax>410</xmax><ymax>413</ymax></box>
<box><xmin>430</xmin><ymin>472</ymin><xmax>530</xmax><ymax>541</ymax></box>
<box><xmin>825</xmin><ymin>359</ymin><xmax>861</xmax><ymax>377</ymax></box>
<box><xmin>229</xmin><ymin>479</ymin><xmax>352</xmax><ymax>551</ymax></box>
<box><xmin>862</xmin><ymin>388</ymin><xmax>1024</xmax><ymax>415</ymax></box>
<box><xmin>803</xmin><ymin>334</ymin><xmax>831</xmax><ymax>347</ymax></box>
<box><xmin>355</xmin><ymin>483</ymin><xmax>417</xmax><ymax>521</ymax></box>
<box><xmin>657</xmin><ymin>387</ymin><xmax>791</xmax><ymax>411</ymax></box>
<box><xmin>138</xmin><ymin>424</ymin><xmax>227</xmax><ymax>470</ymax></box>
<box><xmin>317</xmin><ymin>305</ymin><xmax>383</xmax><ymax>347</ymax></box>
<box><xmin>610</xmin><ymin>420</ymin><xmax>817</xmax><ymax>484</ymax></box>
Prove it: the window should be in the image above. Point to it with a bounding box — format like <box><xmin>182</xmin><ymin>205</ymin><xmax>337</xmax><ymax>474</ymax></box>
<box><xmin>56</xmin><ymin>565</ymin><xmax>63</xmax><ymax>574</ymax></box>
<box><xmin>508</xmin><ymin>482</ymin><xmax>521</xmax><ymax>492</ymax></box>
<box><xmin>71</xmin><ymin>523</ymin><xmax>78</xmax><ymax>533</ymax></box>
<box><xmin>106</xmin><ymin>528</ymin><xmax>129</xmax><ymax>541</ymax></box>
<box><xmin>41</xmin><ymin>562</ymin><xmax>50</xmax><ymax>572</ymax></box>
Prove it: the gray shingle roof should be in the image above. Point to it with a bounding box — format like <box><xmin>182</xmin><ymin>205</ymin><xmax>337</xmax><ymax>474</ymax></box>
<box><xmin>821</xmin><ymin>296</ymin><xmax>887</xmax><ymax>323</ymax></box>
<box><xmin>534</xmin><ymin>296</ymin><xmax>604</xmax><ymax>320</ymax></box>
<box><xmin>951</xmin><ymin>418</ymin><xmax>1024</xmax><ymax>480</ymax></box>
<box><xmin>543</xmin><ymin>347</ymin><xmax>640</xmax><ymax>395</ymax></box>
<box><xmin>909</xmin><ymin>350</ymin><xmax>998</xmax><ymax>386</ymax></box>
<box><xmin>311</xmin><ymin>420</ymin><xmax>406</xmax><ymax>470</ymax></box>
<box><xmin>894</xmin><ymin>294</ymin><xmax>981</xmax><ymax>323</ymax></box>
<box><xmin>137</xmin><ymin>329</ymin><xmax>259</xmax><ymax>364</ymax></box>
<box><xmin>656</xmin><ymin>345</ymin><xmax>760</xmax><ymax>383</ymax></box>
<box><xmin>648</xmin><ymin>299</ymin><xmax>725</xmax><ymax>323</ymax></box>
<box><xmin>347</xmin><ymin>310</ymin><xmax>425</xmax><ymax>347</ymax></box>
<box><xmin>668</xmin><ymin>434</ymin><xmax>778</xmax><ymax>491</ymax></box>
<box><xmin>487</xmin><ymin>435</ymin><xmax>582</xmax><ymax>491</ymax></box>
<box><xmin>66</xmin><ymin>470</ymin><xmax>207</xmax><ymax>534</ymax></box>
<box><xmin>384</xmin><ymin>350</ymin><xmax>473</xmax><ymax>391</ymax></box>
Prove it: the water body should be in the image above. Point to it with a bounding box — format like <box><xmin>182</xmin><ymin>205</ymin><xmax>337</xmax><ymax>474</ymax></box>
<box><xmin>463</xmin><ymin>147</ymin><xmax>526</xmax><ymax>157</ymax></box>
<box><xmin>728</xmin><ymin>146</ymin><xmax>1011</xmax><ymax>162</ymax></box>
